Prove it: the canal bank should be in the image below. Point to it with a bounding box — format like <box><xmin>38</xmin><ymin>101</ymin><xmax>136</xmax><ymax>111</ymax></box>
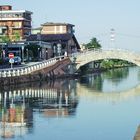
<box><xmin>0</xmin><ymin>64</ymin><xmax>135</xmax><ymax>87</ymax></box>
<box><xmin>0</xmin><ymin>57</ymin><xmax>74</xmax><ymax>86</ymax></box>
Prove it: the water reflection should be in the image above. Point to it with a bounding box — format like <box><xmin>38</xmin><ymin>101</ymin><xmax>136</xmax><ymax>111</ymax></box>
<box><xmin>79</xmin><ymin>67</ymin><xmax>130</xmax><ymax>92</ymax></box>
<box><xmin>0</xmin><ymin>67</ymin><xmax>140</xmax><ymax>140</ymax></box>
<box><xmin>102</xmin><ymin>67</ymin><xmax>129</xmax><ymax>83</ymax></box>
<box><xmin>0</xmin><ymin>80</ymin><xmax>78</xmax><ymax>139</ymax></box>
<box><xmin>79</xmin><ymin>66</ymin><xmax>140</xmax><ymax>92</ymax></box>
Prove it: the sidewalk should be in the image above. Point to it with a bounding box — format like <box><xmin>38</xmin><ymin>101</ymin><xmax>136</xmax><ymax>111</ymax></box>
<box><xmin>0</xmin><ymin>62</ymin><xmax>41</xmax><ymax>69</ymax></box>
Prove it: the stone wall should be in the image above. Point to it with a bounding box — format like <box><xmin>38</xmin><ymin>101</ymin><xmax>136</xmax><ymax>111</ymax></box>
<box><xmin>0</xmin><ymin>58</ymin><xmax>71</xmax><ymax>86</ymax></box>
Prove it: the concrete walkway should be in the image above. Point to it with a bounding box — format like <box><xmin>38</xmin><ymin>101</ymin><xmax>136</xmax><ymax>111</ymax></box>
<box><xmin>0</xmin><ymin>61</ymin><xmax>41</xmax><ymax>69</ymax></box>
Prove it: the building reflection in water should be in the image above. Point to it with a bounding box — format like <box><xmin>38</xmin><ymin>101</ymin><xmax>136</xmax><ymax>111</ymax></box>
<box><xmin>0</xmin><ymin>80</ymin><xmax>78</xmax><ymax>139</ymax></box>
<box><xmin>0</xmin><ymin>96</ymin><xmax>33</xmax><ymax>139</ymax></box>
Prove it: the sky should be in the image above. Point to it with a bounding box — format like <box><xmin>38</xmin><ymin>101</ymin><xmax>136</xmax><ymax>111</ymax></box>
<box><xmin>1</xmin><ymin>0</ymin><xmax>140</xmax><ymax>51</ymax></box>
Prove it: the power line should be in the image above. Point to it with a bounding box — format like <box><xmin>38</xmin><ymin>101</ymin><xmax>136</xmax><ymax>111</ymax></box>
<box><xmin>116</xmin><ymin>33</ymin><xmax>140</xmax><ymax>39</ymax></box>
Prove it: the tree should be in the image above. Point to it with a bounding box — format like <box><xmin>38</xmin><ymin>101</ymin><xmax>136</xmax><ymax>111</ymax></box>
<box><xmin>85</xmin><ymin>37</ymin><xmax>102</xmax><ymax>49</ymax></box>
<box><xmin>12</xmin><ymin>31</ymin><xmax>21</xmax><ymax>56</ymax></box>
<box><xmin>25</xmin><ymin>44</ymin><xmax>41</xmax><ymax>61</ymax></box>
<box><xmin>0</xmin><ymin>35</ymin><xmax>10</xmax><ymax>43</ymax></box>
<box><xmin>101</xmin><ymin>59</ymin><xmax>114</xmax><ymax>69</ymax></box>
<box><xmin>0</xmin><ymin>35</ymin><xmax>11</xmax><ymax>57</ymax></box>
<box><xmin>13</xmin><ymin>31</ymin><xmax>20</xmax><ymax>42</ymax></box>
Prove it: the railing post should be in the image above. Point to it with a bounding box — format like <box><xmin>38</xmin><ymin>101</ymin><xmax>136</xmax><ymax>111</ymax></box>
<box><xmin>20</xmin><ymin>69</ymin><xmax>24</xmax><ymax>75</ymax></box>
<box><xmin>31</xmin><ymin>66</ymin><xmax>34</xmax><ymax>72</ymax></box>
<box><xmin>28</xmin><ymin>67</ymin><xmax>31</xmax><ymax>73</ymax></box>
<box><xmin>7</xmin><ymin>71</ymin><xmax>11</xmax><ymax>77</ymax></box>
<box><xmin>34</xmin><ymin>65</ymin><xmax>37</xmax><ymax>70</ymax></box>
<box><xmin>17</xmin><ymin>69</ymin><xmax>20</xmax><ymax>76</ymax></box>
<box><xmin>12</xmin><ymin>70</ymin><xmax>16</xmax><ymax>77</ymax></box>
<box><xmin>25</xmin><ymin>68</ymin><xmax>28</xmax><ymax>74</ymax></box>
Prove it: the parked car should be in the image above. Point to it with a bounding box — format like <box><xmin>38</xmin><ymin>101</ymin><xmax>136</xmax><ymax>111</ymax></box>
<box><xmin>13</xmin><ymin>56</ymin><xmax>21</xmax><ymax>65</ymax></box>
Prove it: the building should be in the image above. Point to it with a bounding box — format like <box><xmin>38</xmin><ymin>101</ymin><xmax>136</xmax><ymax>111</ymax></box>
<box><xmin>27</xmin><ymin>33</ymin><xmax>80</xmax><ymax>57</ymax></box>
<box><xmin>3</xmin><ymin>41</ymin><xmax>52</xmax><ymax>60</ymax></box>
<box><xmin>30</xmin><ymin>22</ymin><xmax>80</xmax><ymax>57</ymax></box>
<box><xmin>0</xmin><ymin>5</ymin><xmax>35</xmax><ymax>59</ymax></box>
<box><xmin>41</xmin><ymin>22</ymin><xmax>75</xmax><ymax>34</ymax></box>
<box><xmin>0</xmin><ymin>5</ymin><xmax>32</xmax><ymax>41</ymax></box>
<box><xmin>32</xmin><ymin>22</ymin><xmax>75</xmax><ymax>35</ymax></box>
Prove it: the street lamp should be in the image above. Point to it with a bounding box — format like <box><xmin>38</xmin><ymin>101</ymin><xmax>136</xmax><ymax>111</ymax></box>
<box><xmin>22</xmin><ymin>45</ymin><xmax>24</xmax><ymax>63</ymax></box>
<box><xmin>53</xmin><ymin>45</ymin><xmax>56</xmax><ymax>57</ymax></box>
<box><xmin>26</xmin><ymin>48</ymin><xmax>28</xmax><ymax>62</ymax></box>
<box><xmin>38</xmin><ymin>47</ymin><xmax>40</xmax><ymax>60</ymax></box>
<box><xmin>57</xmin><ymin>43</ymin><xmax>61</xmax><ymax>56</ymax></box>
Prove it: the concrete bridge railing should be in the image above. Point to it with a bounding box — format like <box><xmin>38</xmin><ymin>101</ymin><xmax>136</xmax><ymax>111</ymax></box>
<box><xmin>0</xmin><ymin>56</ymin><xmax>65</xmax><ymax>78</ymax></box>
<box><xmin>71</xmin><ymin>48</ymin><xmax>140</xmax><ymax>70</ymax></box>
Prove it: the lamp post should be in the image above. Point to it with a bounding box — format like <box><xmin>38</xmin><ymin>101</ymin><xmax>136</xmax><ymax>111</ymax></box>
<box><xmin>38</xmin><ymin>47</ymin><xmax>40</xmax><ymax>61</ymax></box>
<box><xmin>57</xmin><ymin>43</ymin><xmax>61</xmax><ymax>56</ymax></box>
<box><xmin>53</xmin><ymin>45</ymin><xmax>56</xmax><ymax>57</ymax></box>
<box><xmin>26</xmin><ymin>48</ymin><xmax>28</xmax><ymax>62</ymax></box>
<box><xmin>22</xmin><ymin>45</ymin><xmax>24</xmax><ymax>63</ymax></box>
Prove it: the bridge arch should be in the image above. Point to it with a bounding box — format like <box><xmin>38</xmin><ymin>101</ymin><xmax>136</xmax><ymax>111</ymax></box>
<box><xmin>74</xmin><ymin>49</ymin><xmax>140</xmax><ymax>70</ymax></box>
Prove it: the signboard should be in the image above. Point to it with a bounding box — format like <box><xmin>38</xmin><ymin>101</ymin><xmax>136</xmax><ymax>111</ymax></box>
<box><xmin>8</xmin><ymin>53</ymin><xmax>14</xmax><ymax>59</ymax></box>
<box><xmin>9</xmin><ymin>58</ymin><xmax>14</xmax><ymax>69</ymax></box>
<box><xmin>9</xmin><ymin>58</ymin><xmax>14</xmax><ymax>64</ymax></box>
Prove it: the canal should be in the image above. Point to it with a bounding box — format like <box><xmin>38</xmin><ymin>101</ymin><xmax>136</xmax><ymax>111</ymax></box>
<box><xmin>0</xmin><ymin>66</ymin><xmax>140</xmax><ymax>140</ymax></box>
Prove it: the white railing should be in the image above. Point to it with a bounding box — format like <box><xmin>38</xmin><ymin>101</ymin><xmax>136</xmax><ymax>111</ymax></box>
<box><xmin>0</xmin><ymin>56</ymin><xmax>65</xmax><ymax>78</ymax></box>
<box><xmin>70</xmin><ymin>48</ymin><xmax>140</xmax><ymax>58</ymax></box>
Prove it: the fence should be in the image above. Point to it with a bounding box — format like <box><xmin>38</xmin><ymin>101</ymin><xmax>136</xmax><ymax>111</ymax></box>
<box><xmin>0</xmin><ymin>56</ymin><xmax>65</xmax><ymax>78</ymax></box>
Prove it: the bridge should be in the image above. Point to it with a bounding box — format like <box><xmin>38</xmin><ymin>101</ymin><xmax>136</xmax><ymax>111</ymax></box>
<box><xmin>0</xmin><ymin>48</ymin><xmax>140</xmax><ymax>85</ymax></box>
<box><xmin>72</xmin><ymin>49</ymin><xmax>140</xmax><ymax>70</ymax></box>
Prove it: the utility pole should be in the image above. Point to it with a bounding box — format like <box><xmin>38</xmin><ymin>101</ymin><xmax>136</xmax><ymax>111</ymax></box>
<box><xmin>110</xmin><ymin>28</ymin><xmax>115</xmax><ymax>48</ymax></box>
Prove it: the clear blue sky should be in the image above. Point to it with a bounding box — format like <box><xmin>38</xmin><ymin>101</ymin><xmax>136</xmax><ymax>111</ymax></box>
<box><xmin>1</xmin><ymin>0</ymin><xmax>140</xmax><ymax>51</ymax></box>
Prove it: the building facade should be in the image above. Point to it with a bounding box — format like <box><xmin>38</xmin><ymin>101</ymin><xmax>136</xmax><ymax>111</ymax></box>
<box><xmin>0</xmin><ymin>5</ymin><xmax>32</xmax><ymax>41</ymax></box>
<box><xmin>32</xmin><ymin>22</ymin><xmax>75</xmax><ymax>35</ymax></box>
<box><xmin>30</xmin><ymin>22</ymin><xmax>80</xmax><ymax>57</ymax></box>
<box><xmin>41</xmin><ymin>22</ymin><xmax>74</xmax><ymax>34</ymax></box>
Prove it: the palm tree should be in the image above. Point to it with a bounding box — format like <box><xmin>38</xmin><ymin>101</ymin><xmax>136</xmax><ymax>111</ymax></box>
<box><xmin>85</xmin><ymin>37</ymin><xmax>102</xmax><ymax>49</ymax></box>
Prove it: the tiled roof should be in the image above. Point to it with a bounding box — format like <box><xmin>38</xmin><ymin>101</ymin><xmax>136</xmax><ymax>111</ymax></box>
<box><xmin>32</xmin><ymin>27</ymin><xmax>42</xmax><ymax>30</ymax></box>
<box><xmin>41</xmin><ymin>22</ymin><xmax>74</xmax><ymax>27</ymax></box>
<box><xmin>27</xmin><ymin>33</ymin><xmax>73</xmax><ymax>41</ymax></box>
<box><xmin>27</xmin><ymin>33</ymin><xmax>80</xmax><ymax>49</ymax></box>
